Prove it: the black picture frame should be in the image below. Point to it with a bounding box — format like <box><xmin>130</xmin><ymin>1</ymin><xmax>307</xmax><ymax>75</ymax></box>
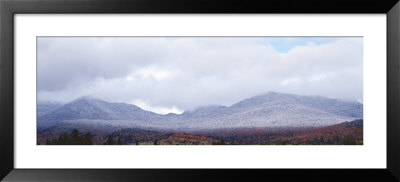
<box><xmin>1</xmin><ymin>0</ymin><xmax>399</xmax><ymax>181</ymax></box>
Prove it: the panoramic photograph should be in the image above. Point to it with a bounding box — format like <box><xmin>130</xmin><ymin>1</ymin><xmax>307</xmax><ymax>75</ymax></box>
<box><xmin>37</xmin><ymin>37</ymin><xmax>363</xmax><ymax>145</ymax></box>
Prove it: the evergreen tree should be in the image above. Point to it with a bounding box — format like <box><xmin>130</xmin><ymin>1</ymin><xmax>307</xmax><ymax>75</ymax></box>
<box><xmin>344</xmin><ymin>137</ymin><xmax>357</xmax><ymax>145</ymax></box>
<box><xmin>63</xmin><ymin>132</ymin><xmax>70</xmax><ymax>144</ymax></box>
<box><xmin>333</xmin><ymin>136</ymin><xmax>340</xmax><ymax>144</ymax></box>
<box><xmin>71</xmin><ymin>129</ymin><xmax>81</xmax><ymax>145</ymax></box>
<box><xmin>220</xmin><ymin>139</ymin><xmax>225</xmax><ymax>145</ymax></box>
<box><xmin>106</xmin><ymin>136</ymin><xmax>114</xmax><ymax>145</ymax></box>
<box><xmin>83</xmin><ymin>132</ymin><xmax>94</xmax><ymax>145</ymax></box>
<box><xmin>45</xmin><ymin>129</ymin><xmax>96</xmax><ymax>145</ymax></box>
<box><xmin>57</xmin><ymin>132</ymin><xmax>69</xmax><ymax>145</ymax></box>
<box><xmin>57</xmin><ymin>135</ymin><xmax>64</xmax><ymax>145</ymax></box>
<box><xmin>319</xmin><ymin>137</ymin><xmax>325</xmax><ymax>144</ymax></box>
<box><xmin>313</xmin><ymin>137</ymin><xmax>319</xmax><ymax>145</ymax></box>
<box><xmin>117</xmin><ymin>137</ymin><xmax>122</xmax><ymax>145</ymax></box>
<box><xmin>153</xmin><ymin>139</ymin><xmax>158</xmax><ymax>145</ymax></box>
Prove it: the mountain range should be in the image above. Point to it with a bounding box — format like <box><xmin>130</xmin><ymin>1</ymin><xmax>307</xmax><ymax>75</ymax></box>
<box><xmin>37</xmin><ymin>92</ymin><xmax>363</xmax><ymax>132</ymax></box>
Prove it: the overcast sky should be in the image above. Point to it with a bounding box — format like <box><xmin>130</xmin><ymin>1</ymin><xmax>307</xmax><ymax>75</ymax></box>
<box><xmin>37</xmin><ymin>37</ymin><xmax>363</xmax><ymax>114</ymax></box>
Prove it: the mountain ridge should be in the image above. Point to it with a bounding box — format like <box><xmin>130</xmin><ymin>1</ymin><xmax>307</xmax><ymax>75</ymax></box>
<box><xmin>37</xmin><ymin>92</ymin><xmax>363</xmax><ymax>131</ymax></box>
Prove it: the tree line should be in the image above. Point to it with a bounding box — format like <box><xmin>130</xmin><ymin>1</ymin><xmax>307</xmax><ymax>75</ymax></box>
<box><xmin>46</xmin><ymin>129</ymin><xmax>93</xmax><ymax>145</ymax></box>
<box><xmin>45</xmin><ymin>128</ymin><xmax>126</xmax><ymax>145</ymax></box>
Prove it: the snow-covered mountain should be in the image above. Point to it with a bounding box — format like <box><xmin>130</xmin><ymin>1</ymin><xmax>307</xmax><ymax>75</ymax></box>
<box><xmin>37</xmin><ymin>92</ymin><xmax>363</xmax><ymax>131</ymax></box>
<box><xmin>37</xmin><ymin>96</ymin><xmax>163</xmax><ymax>130</ymax></box>
<box><xmin>230</xmin><ymin>92</ymin><xmax>362</xmax><ymax>118</ymax></box>
<box><xmin>37</xmin><ymin>101</ymin><xmax>63</xmax><ymax>117</ymax></box>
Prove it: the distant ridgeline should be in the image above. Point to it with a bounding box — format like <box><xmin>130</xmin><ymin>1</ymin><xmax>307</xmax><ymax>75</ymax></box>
<box><xmin>37</xmin><ymin>92</ymin><xmax>363</xmax><ymax>145</ymax></box>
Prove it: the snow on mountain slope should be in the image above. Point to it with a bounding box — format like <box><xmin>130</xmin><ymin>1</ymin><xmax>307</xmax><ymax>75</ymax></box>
<box><xmin>37</xmin><ymin>96</ymin><xmax>163</xmax><ymax>130</ymax></box>
<box><xmin>37</xmin><ymin>92</ymin><xmax>363</xmax><ymax>131</ymax></box>
<box><xmin>37</xmin><ymin>101</ymin><xmax>63</xmax><ymax>117</ymax></box>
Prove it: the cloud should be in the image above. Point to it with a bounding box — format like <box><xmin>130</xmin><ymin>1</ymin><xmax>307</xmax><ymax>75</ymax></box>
<box><xmin>37</xmin><ymin>37</ymin><xmax>363</xmax><ymax>114</ymax></box>
<box><xmin>280</xmin><ymin>78</ymin><xmax>302</xmax><ymax>86</ymax></box>
<box><xmin>131</xmin><ymin>99</ymin><xmax>183</xmax><ymax>115</ymax></box>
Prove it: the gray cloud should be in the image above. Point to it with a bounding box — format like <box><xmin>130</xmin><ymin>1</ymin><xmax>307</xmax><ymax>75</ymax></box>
<box><xmin>37</xmin><ymin>37</ymin><xmax>363</xmax><ymax>114</ymax></box>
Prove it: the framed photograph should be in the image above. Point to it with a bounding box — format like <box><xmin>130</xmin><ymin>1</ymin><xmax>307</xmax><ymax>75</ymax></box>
<box><xmin>1</xmin><ymin>0</ymin><xmax>399</xmax><ymax>181</ymax></box>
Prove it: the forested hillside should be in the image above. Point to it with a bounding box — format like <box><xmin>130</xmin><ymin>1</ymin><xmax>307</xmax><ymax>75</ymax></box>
<box><xmin>41</xmin><ymin>119</ymin><xmax>362</xmax><ymax>145</ymax></box>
